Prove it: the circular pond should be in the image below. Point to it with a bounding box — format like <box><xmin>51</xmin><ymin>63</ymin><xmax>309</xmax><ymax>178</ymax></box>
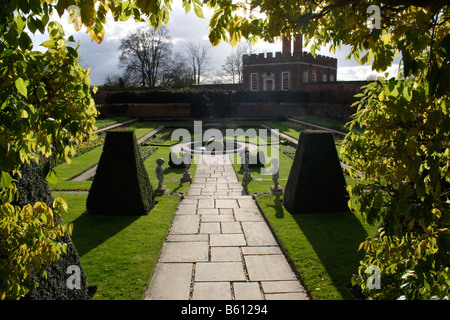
<box><xmin>171</xmin><ymin>140</ymin><xmax>258</xmax><ymax>155</ymax></box>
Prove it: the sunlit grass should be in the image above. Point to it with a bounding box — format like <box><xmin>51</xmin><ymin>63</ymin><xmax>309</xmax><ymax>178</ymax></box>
<box><xmin>255</xmin><ymin>194</ymin><xmax>378</xmax><ymax>300</ymax></box>
<box><xmin>56</xmin><ymin>192</ymin><xmax>179</xmax><ymax>300</ymax></box>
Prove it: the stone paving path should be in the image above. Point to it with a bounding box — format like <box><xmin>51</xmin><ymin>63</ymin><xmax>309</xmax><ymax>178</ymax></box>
<box><xmin>143</xmin><ymin>154</ymin><xmax>308</xmax><ymax>300</ymax></box>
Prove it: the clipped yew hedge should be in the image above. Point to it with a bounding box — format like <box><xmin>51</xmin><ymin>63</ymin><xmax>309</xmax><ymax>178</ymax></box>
<box><xmin>86</xmin><ymin>130</ymin><xmax>155</xmax><ymax>216</ymax></box>
<box><xmin>283</xmin><ymin>130</ymin><xmax>350</xmax><ymax>214</ymax></box>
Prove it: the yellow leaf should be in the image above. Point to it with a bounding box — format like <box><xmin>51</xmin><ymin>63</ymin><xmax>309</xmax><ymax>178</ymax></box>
<box><xmin>408</xmin><ymin>218</ymin><xmax>415</xmax><ymax>230</ymax></box>
<box><xmin>68</xmin><ymin>223</ymin><xmax>74</xmax><ymax>236</ymax></box>
<box><xmin>432</xmin><ymin>208</ymin><xmax>441</xmax><ymax>219</ymax></box>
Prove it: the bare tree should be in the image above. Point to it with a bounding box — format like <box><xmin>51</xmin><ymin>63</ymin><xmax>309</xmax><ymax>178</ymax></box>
<box><xmin>159</xmin><ymin>53</ymin><xmax>194</xmax><ymax>88</ymax></box>
<box><xmin>103</xmin><ymin>74</ymin><xmax>130</xmax><ymax>88</ymax></box>
<box><xmin>118</xmin><ymin>26</ymin><xmax>173</xmax><ymax>88</ymax></box>
<box><xmin>184</xmin><ymin>42</ymin><xmax>211</xmax><ymax>85</ymax></box>
<box><xmin>221</xmin><ymin>42</ymin><xmax>257</xmax><ymax>84</ymax></box>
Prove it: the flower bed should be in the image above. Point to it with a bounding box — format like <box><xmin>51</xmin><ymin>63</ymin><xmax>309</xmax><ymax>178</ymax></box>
<box><xmin>149</xmin><ymin>129</ymin><xmax>172</xmax><ymax>144</ymax></box>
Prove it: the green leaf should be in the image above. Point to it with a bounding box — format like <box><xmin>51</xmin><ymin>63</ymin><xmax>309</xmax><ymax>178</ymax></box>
<box><xmin>415</xmin><ymin>177</ymin><xmax>426</xmax><ymax>197</ymax></box>
<box><xmin>15</xmin><ymin>78</ymin><xmax>28</xmax><ymax>97</ymax></box>
<box><xmin>40</xmin><ymin>40</ymin><xmax>55</xmax><ymax>48</ymax></box>
<box><xmin>403</xmin><ymin>86</ymin><xmax>412</xmax><ymax>101</ymax></box>
<box><xmin>67</xmin><ymin>46</ymin><xmax>79</xmax><ymax>58</ymax></box>
<box><xmin>0</xmin><ymin>172</ymin><xmax>13</xmax><ymax>188</ymax></box>
<box><xmin>46</xmin><ymin>169</ymin><xmax>58</xmax><ymax>185</ymax></box>
<box><xmin>37</xmin><ymin>86</ymin><xmax>46</xmax><ymax>100</ymax></box>
<box><xmin>15</xmin><ymin>15</ymin><xmax>26</xmax><ymax>34</ymax></box>
<box><xmin>19</xmin><ymin>33</ymin><xmax>33</xmax><ymax>51</ymax></box>
<box><xmin>193</xmin><ymin>4</ymin><xmax>204</xmax><ymax>19</ymax></box>
<box><xmin>182</xmin><ymin>1</ymin><xmax>191</xmax><ymax>13</ymax></box>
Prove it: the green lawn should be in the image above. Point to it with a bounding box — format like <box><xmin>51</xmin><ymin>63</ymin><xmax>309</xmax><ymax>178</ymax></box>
<box><xmin>292</xmin><ymin>115</ymin><xmax>350</xmax><ymax>133</ymax></box>
<box><xmin>94</xmin><ymin>117</ymin><xmax>131</xmax><ymax>130</ymax></box>
<box><xmin>55</xmin><ymin>192</ymin><xmax>179</xmax><ymax>300</ymax></box>
<box><xmin>263</xmin><ymin>120</ymin><xmax>303</xmax><ymax>140</ymax></box>
<box><xmin>50</xmin><ymin>122</ymin><xmax>163</xmax><ymax>190</ymax></box>
<box><xmin>255</xmin><ymin>194</ymin><xmax>378</xmax><ymax>300</ymax></box>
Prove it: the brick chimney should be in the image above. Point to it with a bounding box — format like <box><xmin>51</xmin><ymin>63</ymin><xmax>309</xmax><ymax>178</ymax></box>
<box><xmin>293</xmin><ymin>34</ymin><xmax>303</xmax><ymax>53</ymax></box>
<box><xmin>282</xmin><ymin>36</ymin><xmax>291</xmax><ymax>55</ymax></box>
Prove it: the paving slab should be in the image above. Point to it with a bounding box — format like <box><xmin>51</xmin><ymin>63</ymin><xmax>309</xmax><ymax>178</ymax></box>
<box><xmin>221</xmin><ymin>221</ymin><xmax>242</xmax><ymax>234</ymax></box>
<box><xmin>241</xmin><ymin>221</ymin><xmax>278</xmax><ymax>246</ymax></box>
<box><xmin>198</xmin><ymin>198</ymin><xmax>215</xmax><ymax>208</ymax></box>
<box><xmin>234</xmin><ymin>208</ymin><xmax>265</xmax><ymax>222</ymax></box>
<box><xmin>244</xmin><ymin>255</ymin><xmax>298</xmax><ymax>281</ymax></box>
<box><xmin>242</xmin><ymin>246</ymin><xmax>282</xmax><ymax>255</ymax></box>
<box><xmin>215</xmin><ymin>199</ymin><xmax>239</xmax><ymax>208</ymax></box>
<box><xmin>219</xmin><ymin>208</ymin><xmax>234</xmax><ymax>215</ymax></box>
<box><xmin>201</xmin><ymin>214</ymin><xmax>235</xmax><ymax>222</ymax></box>
<box><xmin>261</xmin><ymin>281</ymin><xmax>306</xmax><ymax>294</ymax></box>
<box><xmin>166</xmin><ymin>234</ymin><xmax>208</xmax><ymax>242</ymax></box>
<box><xmin>144</xmin><ymin>263</ymin><xmax>192</xmax><ymax>300</ymax></box>
<box><xmin>265</xmin><ymin>292</ymin><xmax>309</xmax><ymax>300</ymax></box>
<box><xmin>197</xmin><ymin>208</ymin><xmax>219</xmax><ymax>215</ymax></box>
<box><xmin>176</xmin><ymin>206</ymin><xmax>197</xmax><ymax>215</ymax></box>
<box><xmin>170</xmin><ymin>215</ymin><xmax>200</xmax><ymax>234</ymax></box>
<box><xmin>210</xmin><ymin>247</ymin><xmax>242</xmax><ymax>262</ymax></box>
<box><xmin>210</xmin><ymin>233</ymin><xmax>246</xmax><ymax>246</ymax></box>
<box><xmin>177</xmin><ymin>203</ymin><xmax>197</xmax><ymax>211</ymax></box>
<box><xmin>159</xmin><ymin>242</ymin><xmax>209</xmax><ymax>262</ymax></box>
<box><xmin>233</xmin><ymin>282</ymin><xmax>264</xmax><ymax>300</ymax></box>
<box><xmin>200</xmin><ymin>222</ymin><xmax>221</xmax><ymax>234</ymax></box>
<box><xmin>195</xmin><ymin>262</ymin><xmax>246</xmax><ymax>281</ymax></box>
<box><xmin>192</xmin><ymin>282</ymin><xmax>232</xmax><ymax>300</ymax></box>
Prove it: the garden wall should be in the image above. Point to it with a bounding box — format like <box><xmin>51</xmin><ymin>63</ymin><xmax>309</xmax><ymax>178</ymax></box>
<box><xmin>126</xmin><ymin>103</ymin><xmax>191</xmax><ymax>117</ymax></box>
<box><xmin>94</xmin><ymin>81</ymin><xmax>366</xmax><ymax>121</ymax></box>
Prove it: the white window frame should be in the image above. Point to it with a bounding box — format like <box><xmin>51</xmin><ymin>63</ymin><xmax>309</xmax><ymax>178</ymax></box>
<box><xmin>312</xmin><ymin>73</ymin><xmax>317</xmax><ymax>82</ymax></box>
<box><xmin>330</xmin><ymin>75</ymin><xmax>334</xmax><ymax>82</ymax></box>
<box><xmin>251</xmin><ymin>73</ymin><xmax>258</xmax><ymax>91</ymax></box>
<box><xmin>281</xmin><ymin>72</ymin><xmax>290</xmax><ymax>91</ymax></box>
<box><xmin>303</xmin><ymin>71</ymin><xmax>308</xmax><ymax>83</ymax></box>
<box><xmin>323</xmin><ymin>74</ymin><xmax>327</xmax><ymax>82</ymax></box>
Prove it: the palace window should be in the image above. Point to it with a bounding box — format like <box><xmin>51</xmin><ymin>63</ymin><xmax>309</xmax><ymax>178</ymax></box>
<box><xmin>282</xmin><ymin>72</ymin><xmax>290</xmax><ymax>91</ymax></box>
<box><xmin>323</xmin><ymin>74</ymin><xmax>327</xmax><ymax>82</ymax></box>
<box><xmin>330</xmin><ymin>75</ymin><xmax>334</xmax><ymax>81</ymax></box>
<box><xmin>303</xmin><ymin>71</ymin><xmax>308</xmax><ymax>83</ymax></box>
<box><xmin>312</xmin><ymin>73</ymin><xmax>317</xmax><ymax>82</ymax></box>
<box><xmin>251</xmin><ymin>73</ymin><xmax>258</xmax><ymax>91</ymax></box>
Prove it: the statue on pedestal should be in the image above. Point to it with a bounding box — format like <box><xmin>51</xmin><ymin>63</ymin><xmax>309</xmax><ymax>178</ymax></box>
<box><xmin>181</xmin><ymin>151</ymin><xmax>192</xmax><ymax>183</ymax></box>
<box><xmin>155</xmin><ymin>158</ymin><xmax>168</xmax><ymax>195</ymax></box>
<box><xmin>269</xmin><ymin>158</ymin><xmax>283</xmax><ymax>195</ymax></box>
<box><xmin>242</xmin><ymin>148</ymin><xmax>252</xmax><ymax>182</ymax></box>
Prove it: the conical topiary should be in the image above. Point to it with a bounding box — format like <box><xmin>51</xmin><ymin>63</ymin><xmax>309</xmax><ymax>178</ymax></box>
<box><xmin>283</xmin><ymin>130</ymin><xmax>350</xmax><ymax>214</ymax></box>
<box><xmin>86</xmin><ymin>130</ymin><xmax>154</xmax><ymax>215</ymax></box>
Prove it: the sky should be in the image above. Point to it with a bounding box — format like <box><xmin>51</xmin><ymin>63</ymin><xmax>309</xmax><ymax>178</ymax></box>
<box><xmin>31</xmin><ymin>3</ymin><xmax>401</xmax><ymax>86</ymax></box>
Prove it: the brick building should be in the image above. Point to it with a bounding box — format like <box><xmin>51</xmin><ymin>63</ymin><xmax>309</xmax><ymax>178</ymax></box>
<box><xmin>242</xmin><ymin>35</ymin><xmax>337</xmax><ymax>91</ymax></box>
